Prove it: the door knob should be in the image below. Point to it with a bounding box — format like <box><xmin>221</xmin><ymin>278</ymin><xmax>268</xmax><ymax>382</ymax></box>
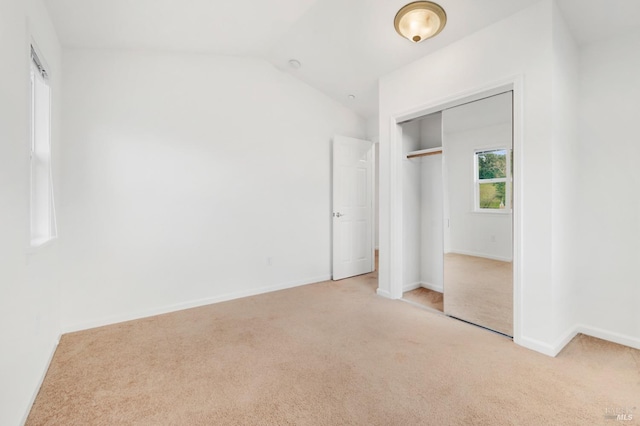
<box><xmin>334</xmin><ymin>212</ymin><xmax>345</xmax><ymax>217</ymax></box>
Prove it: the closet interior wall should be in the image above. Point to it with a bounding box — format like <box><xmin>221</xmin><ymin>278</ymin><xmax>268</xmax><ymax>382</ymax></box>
<box><xmin>402</xmin><ymin>112</ymin><xmax>444</xmax><ymax>293</ymax></box>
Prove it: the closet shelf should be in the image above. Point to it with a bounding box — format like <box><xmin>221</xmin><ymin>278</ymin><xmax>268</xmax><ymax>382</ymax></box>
<box><xmin>406</xmin><ymin>147</ymin><xmax>443</xmax><ymax>159</ymax></box>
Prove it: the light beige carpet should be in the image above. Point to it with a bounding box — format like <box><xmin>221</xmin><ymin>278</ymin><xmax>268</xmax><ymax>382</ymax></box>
<box><xmin>444</xmin><ymin>253</ymin><xmax>513</xmax><ymax>336</ymax></box>
<box><xmin>27</xmin><ymin>270</ymin><xmax>639</xmax><ymax>425</ymax></box>
<box><xmin>403</xmin><ymin>287</ymin><xmax>443</xmax><ymax>312</ymax></box>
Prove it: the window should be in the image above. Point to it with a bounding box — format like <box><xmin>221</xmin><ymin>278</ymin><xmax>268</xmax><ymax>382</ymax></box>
<box><xmin>474</xmin><ymin>148</ymin><xmax>511</xmax><ymax>211</ymax></box>
<box><xmin>30</xmin><ymin>46</ymin><xmax>57</xmax><ymax>246</ymax></box>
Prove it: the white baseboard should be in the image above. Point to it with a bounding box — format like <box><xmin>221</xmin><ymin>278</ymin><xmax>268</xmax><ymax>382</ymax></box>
<box><xmin>518</xmin><ymin>324</ymin><xmax>640</xmax><ymax>358</ymax></box>
<box><xmin>420</xmin><ymin>282</ymin><xmax>443</xmax><ymax>293</ymax></box>
<box><xmin>402</xmin><ymin>282</ymin><xmax>422</xmax><ymax>292</ymax></box>
<box><xmin>22</xmin><ymin>335</ymin><xmax>60</xmax><ymax>426</ymax></box>
<box><xmin>576</xmin><ymin>324</ymin><xmax>640</xmax><ymax>351</ymax></box>
<box><xmin>62</xmin><ymin>275</ymin><xmax>331</xmax><ymax>334</ymax></box>
<box><xmin>402</xmin><ymin>282</ymin><xmax>443</xmax><ymax>293</ymax></box>
<box><xmin>518</xmin><ymin>326</ymin><xmax>579</xmax><ymax>357</ymax></box>
<box><xmin>376</xmin><ymin>288</ymin><xmax>392</xmax><ymax>299</ymax></box>
<box><xmin>518</xmin><ymin>336</ymin><xmax>559</xmax><ymax>357</ymax></box>
<box><xmin>447</xmin><ymin>249</ymin><xmax>512</xmax><ymax>263</ymax></box>
<box><xmin>552</xmin><ymin>327</ymin><xmax>580</xmax><ymax>356</ymax></box>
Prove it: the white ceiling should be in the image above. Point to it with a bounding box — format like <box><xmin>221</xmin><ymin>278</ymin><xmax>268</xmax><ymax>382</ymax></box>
<box><xmin>44</xmin><ymin>0</ymin><xmax>640</xmax><ymax>120</ymax></box>
<box><xmin>43</xmin><ymin>0</ymin><xmax>319</xmax><ymax>56</ymax></box>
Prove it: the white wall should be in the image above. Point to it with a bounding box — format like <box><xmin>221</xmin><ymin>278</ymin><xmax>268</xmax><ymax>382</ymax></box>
<box><xmin>550</xmin><ymin>3</ymin><xmax>580</xmax><ymax>345</ymax></box>
<box><xmin>59</xmin><ymin>49</ymin><xmax>365</xmax><ymax>331</ymax></box>
<box><xmin>366</xmin><ymin>116</ymin><xmax>380</xmax><ymax>250</ymax></box>
<box><xmin>379</xmin><ymin>0</ymin><xmax>566</xmax><ymax>353</ymax></box>
<box><xmin>419</xmin><ymin>154</ymin><xmax>444</xmax><ymax>291</ymax></box>
<box><xmin>366</xmin><ymin>115</ymin><xmax>379</xmax><ymax>144</ymax></box>
<box><xmin>419</xmin><ymin>113</ymin><xmax>442</xmax><ymax>149</ymax></box>
<box><xmin>418</xmin><ymin>113</ymin><xmax>444</xmax><ymax>291</ymax></box>
<box><xmin>401</xmin><ymin>121</ymin><xmax>422</xmax><ymax>288</ymax></box>
<box><xmin>576</xmin><ymin>28</ymin><xmax>640</xmax><ymax>347</ymax></box>
<box><xmin>442</xmin><ymin>122</ymin><xmax>513</xmax><ymax>262</ymax></box>
<box><xmin>0</xmin><ymin>0</ymin><xmax>62</xmax><ymax>424</ymax></box>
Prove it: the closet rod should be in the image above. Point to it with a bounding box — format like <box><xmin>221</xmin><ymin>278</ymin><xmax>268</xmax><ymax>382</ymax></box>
<box><xmin>406</xmin><ymin>148</ymin><xmax>443</xmax><ymax>159</ymax></box>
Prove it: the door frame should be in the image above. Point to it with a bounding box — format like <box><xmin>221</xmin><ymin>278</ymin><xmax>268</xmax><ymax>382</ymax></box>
<box><xmin>386</xmin><ymin>76</ymin><xmax>523</xmax><ymax>346</ymax></box>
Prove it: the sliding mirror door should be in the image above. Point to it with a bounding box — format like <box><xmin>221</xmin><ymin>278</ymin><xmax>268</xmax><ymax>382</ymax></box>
<box><xmin>442</xmin><ymin>92</ymin><xmax>513</xmax><ymax>336</ymax></box>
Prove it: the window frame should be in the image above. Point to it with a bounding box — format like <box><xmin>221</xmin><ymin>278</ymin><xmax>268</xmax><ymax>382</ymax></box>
<box><xmin>473</xmin><ymin>147</ymin><xmax>512</xmax><ymax>213</ymax></box>
<box><xmin>29</xmin><ymin>45</ymin><xmax>57</xmax><ymax>247</ymax></box>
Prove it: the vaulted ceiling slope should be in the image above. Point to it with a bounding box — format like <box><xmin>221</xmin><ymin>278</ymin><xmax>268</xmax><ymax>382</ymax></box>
<box><xmin>44</xmin><ymin>0</ymin><xmax>640</xmax><ymax>120</ymax></box>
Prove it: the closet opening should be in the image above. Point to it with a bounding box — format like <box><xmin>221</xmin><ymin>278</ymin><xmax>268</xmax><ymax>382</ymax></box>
<box><xmin>399</xmin><ymin>111</ymin><xmax>445</xmax><ymax>314</ymax></box>
<box><xmin>392</xmin><ymin>85</ymin><xmax>520</xmax><ymax>340</ymax></box>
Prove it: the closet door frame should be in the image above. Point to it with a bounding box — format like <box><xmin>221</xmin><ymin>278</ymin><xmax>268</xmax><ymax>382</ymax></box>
<box><xmin>386</xmin><ymin>76</ymin><xmax>523</xmax><ymax>346</ymax></box>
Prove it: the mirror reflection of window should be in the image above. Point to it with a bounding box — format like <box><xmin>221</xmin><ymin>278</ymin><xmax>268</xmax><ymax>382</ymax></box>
<box><xmin>475</xmin><ymin>148</ymin><xmax>511</xmax><ymax>211</ymax></box>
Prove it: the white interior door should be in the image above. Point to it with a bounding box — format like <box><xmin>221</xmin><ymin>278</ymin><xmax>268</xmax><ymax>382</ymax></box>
<box><xmin>332</xmin><ymin>135</ymin><xmax>374</xmax><ymax>280</ymax></box>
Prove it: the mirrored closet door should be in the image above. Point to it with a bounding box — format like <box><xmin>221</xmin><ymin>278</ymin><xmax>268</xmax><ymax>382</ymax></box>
<box><xmin>442</xmin><ymin>92</ymin><xmax>513</xmax><ymax>336</ymax></box>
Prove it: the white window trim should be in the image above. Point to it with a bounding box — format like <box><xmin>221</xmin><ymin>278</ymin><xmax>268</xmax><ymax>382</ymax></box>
<box><xmin>473</xmin><ymin>147</ymin><xmax>512</xmax><ymax>214</ymax></box>
<box><xmin>29</xmin><ymin>44</ymin><xmax>57</xmax><ymax>248</ymax></box>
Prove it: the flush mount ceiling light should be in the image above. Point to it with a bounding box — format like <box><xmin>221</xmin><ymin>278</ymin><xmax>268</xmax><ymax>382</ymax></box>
<box><xmin>394</xmin><ymin>1</ymin><xmax>447</xmax><ymax>43</ymax></box>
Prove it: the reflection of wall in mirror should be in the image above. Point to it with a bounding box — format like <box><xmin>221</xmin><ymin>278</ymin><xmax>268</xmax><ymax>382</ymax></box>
<box><xmin>442</xmin><ymin>122</ymin><xmax>512</xmax><ymax>262</ymax></box>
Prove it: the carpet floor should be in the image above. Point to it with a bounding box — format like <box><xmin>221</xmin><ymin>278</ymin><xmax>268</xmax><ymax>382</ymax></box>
<box><xmin>27</xmin><ymin>270</ymin><xmax>639</xmax><ymax>425</ymax></box>
<box><xmin>403</xmin><ymin>287</ymin><xmax>443</xmax><ymax>312</ymax></box>
<box><xmin>444</xmin><ymin>253</ymin><xmax>513</xmax><ymax>337</ymax></box>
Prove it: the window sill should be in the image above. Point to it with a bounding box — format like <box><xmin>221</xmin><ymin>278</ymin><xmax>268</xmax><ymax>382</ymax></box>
<box><xmin>472</xmin><ymin>209</ymin><xmax>512</xmax><ymax>215</ymax></box>
<box><xmin>27</xmin><ymin>236</ymin><xmax>58</xmax><ymax>254</ymax></box>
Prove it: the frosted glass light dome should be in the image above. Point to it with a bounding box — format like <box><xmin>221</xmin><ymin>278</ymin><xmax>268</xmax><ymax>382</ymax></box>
<box><xmin>394</xmin><ymin>1</ymin><xmax>447</xmax><ymax>43</ymax></box>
